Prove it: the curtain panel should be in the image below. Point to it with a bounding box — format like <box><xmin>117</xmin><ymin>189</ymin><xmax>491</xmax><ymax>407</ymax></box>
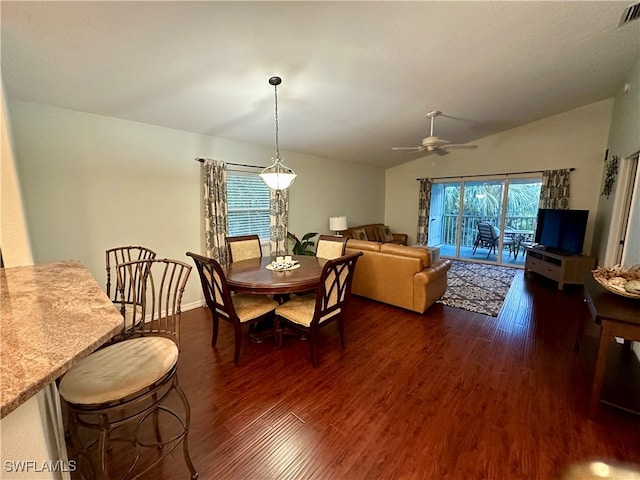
<box><xmin>539</xmin><ymin>169</ymin><xmax>571</xmax><ymax>209</ymax></box>
<box><xmin>202</xmin><ymin>159</ymin><xmax>230</xmax><ymax>264</ymax></box>
<box><xmin>269</xmin><ymin>189</ymin><xmax>289</xmax><ymax>256</ymax></box>
<box><xmin>417</xmin><ymin>178</ymin><xmax>433</xmax><ymax>245</ymax></box>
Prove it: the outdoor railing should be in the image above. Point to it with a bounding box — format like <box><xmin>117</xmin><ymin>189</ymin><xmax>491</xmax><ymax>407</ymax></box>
<box><xmin>440</xmin><ymin>215</ymin><xmax>536</xmax><ymax>247</ymax></box>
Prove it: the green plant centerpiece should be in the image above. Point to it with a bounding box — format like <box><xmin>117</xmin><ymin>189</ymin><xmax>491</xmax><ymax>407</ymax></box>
<box><xmin>287</xmin><ymin>232</ymin><xmax>319</xmax><ymax>256</ymax></box>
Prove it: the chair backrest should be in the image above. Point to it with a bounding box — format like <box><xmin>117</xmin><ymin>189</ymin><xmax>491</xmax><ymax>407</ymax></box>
<box><xmin>106</xmin><ymin>246</ymin><xmax>157</xmax><ymax>302</ymax></box>
<box><xmin>186</xmin><ymin>252</ymin><xmax>238</xmax><ymax>324</ymax></box>
<box><xmin>315</xmin><ymin>235</ymin><xmax>348</xmax><ymax>260</ymax></box>
<box><xmin>115</xmin><ymin>258</ymin><xmax>191</xmax><ymax>345</ymax></box>
<box><xmin>227</xmin><ymin>235</ymin><xmax>262</xmax><ymax>263</ymax></box>
<box><xmin>477</xmin><ymin>222</ymin><xmax>498</xmax><ymax>242</ymax></box>
<box><xmin>311</xmin><ymin>252</ymin><xmax>363</xmax><ymax>327</ymax></box>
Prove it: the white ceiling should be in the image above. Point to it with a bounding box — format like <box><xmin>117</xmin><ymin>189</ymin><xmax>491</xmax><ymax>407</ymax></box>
<box><xmin>1</xmin><ymin>1</ymin><xmax>638</xmax><ymax>169</ymax></box>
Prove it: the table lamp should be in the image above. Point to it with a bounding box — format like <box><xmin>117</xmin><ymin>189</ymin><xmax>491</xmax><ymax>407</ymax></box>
<box><xmin>329</xmin><ymin>216</ymin><xmax>348</xmax><ymax>236</ymax></box>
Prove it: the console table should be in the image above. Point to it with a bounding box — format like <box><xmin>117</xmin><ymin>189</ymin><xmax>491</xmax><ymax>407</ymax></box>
<box><xmin>579</xmin><ymin>276</ymin><xmax>640</xmax><ymax>417</ymax></box>
<box><xmin>524</xmin><ymin>247</ymin><xmax>596</xmax><ymax>289</ymax></box>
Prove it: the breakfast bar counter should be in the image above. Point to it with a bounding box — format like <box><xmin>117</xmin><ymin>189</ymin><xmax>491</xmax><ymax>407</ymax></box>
<box><xmin>1</xmin><ymin>260</ymin><xmax>123</xmax><ymax>418</ymax></box>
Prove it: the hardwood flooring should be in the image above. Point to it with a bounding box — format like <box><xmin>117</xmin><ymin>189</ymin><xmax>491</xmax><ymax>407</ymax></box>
<box><xmin>77</xmin><ymin>271</ymin><xmax>640</xmax><ymax>479</ymax></box>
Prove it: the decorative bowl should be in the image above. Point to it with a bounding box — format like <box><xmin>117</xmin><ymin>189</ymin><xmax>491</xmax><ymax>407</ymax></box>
<box><xmin>592</xmin><ymin>265</ymin><xmax>640</xmax><ymax>299</ymax></box>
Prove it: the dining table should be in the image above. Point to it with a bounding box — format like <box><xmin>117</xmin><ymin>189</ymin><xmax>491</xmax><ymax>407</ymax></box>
<box><xmin>222</xmin><ymin>254</ymin><xmax>327</xmax><ymax>295</ymax></box>
<box><xmin>222</xmin><ymin>255</ymin><xmax>327</xmax><ymax>342</ymax></box>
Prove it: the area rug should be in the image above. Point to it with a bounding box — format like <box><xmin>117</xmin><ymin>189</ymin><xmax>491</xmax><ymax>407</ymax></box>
<box><xmin>437</xmin><ymin>260</ymin><xmax>518</xmax><ymax>317</ymax></box>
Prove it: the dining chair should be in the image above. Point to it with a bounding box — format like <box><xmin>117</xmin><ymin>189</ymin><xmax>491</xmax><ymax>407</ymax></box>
<box><xmin>58</xmin><ymin>258</ymin><xmax>198</xmax><ymax>480</ymax></box>
<box><xmin>227</xmin><ymin>234</ymin><xmax>262</xmax><ymax>263</ymax></box>
<box><xmin>315</xmin><ymin>235</ymin><xmax>348</xmax><ymax>260</ymax></box>
<box><xmin>186</xmin><ymin>252</ymin><xmax>279</xmax><ymax>363</ymax></box>
<box><xmin>105</xmin><ymin>245</ymin><xmax>157</xmax><ymax>331</ymax></box>
<box><xmin>274</xmin><ymin>251</ymin><xmax>363</xmax><ymax>368</ymax></box>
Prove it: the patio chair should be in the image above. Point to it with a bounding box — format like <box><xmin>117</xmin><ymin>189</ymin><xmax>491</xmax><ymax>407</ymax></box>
<box><xmin>472</xmin><ymin>222</ymin><xmax>516</xmax><ymax>259</ymax></box>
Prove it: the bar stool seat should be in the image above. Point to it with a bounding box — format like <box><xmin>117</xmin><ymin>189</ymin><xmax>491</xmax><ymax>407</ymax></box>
<box><xmin>59</xmin><ymin>337</ymin><xmax>178</xmax><ymax>405</ymax></box>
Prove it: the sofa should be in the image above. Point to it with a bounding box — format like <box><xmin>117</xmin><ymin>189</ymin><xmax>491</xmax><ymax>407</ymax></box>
<box><xmin>345</xmin><ymin>239</ymin><xmax>451</xmax><ymax>314</ymax></box>
<box><xmin>344</xmin><ymin>223</ymin><xmax>407</xmax><ymax>245</ymax></box>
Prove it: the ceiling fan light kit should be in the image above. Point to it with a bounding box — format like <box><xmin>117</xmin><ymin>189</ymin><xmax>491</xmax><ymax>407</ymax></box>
<box><xmin>260</xmin><ymin>76</ymin><xmax>297</xmax><ymax>190</ymax></box>
<box><xmin>392</xmin><ymin>110</ymin><xmax>477</xmax><ymax>155</ymax></box>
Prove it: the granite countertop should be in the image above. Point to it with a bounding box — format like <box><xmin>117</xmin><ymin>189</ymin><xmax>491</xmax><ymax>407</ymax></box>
<box><xmin>1</xmin><ymin>260</ymin><xmax>124</xmax><ymax>418</ymax></box>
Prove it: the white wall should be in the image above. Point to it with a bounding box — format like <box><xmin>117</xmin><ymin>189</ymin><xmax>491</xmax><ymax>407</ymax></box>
<box><xmin>384</xmin><ymin>100</ymin><xmax>614</xmax><ymax>255</ymax></box>
<box><xmin>7</xmin><ymin>101</ymin><xmax>385</xmax><ymax>306</ymax></box>
<box><xmin>1</xmin><ymin>85</ymin><xmax>33</xmax><ymax>266</ymax></box>
<box><xmin>593</xmin><ymin>58</ymin><xmax>640</xmax><ymax>267</ymax></box>
<box><xmin>1</xmin><ymin>82</ymin><xmax>63</xmax><ymax>480</ymax></box>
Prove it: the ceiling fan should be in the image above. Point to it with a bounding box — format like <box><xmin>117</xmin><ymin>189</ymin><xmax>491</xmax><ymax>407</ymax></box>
<box><xmin>392</xmin><ymin>110</ymin><xmax>477</xmax><ymax>155</ymax></box>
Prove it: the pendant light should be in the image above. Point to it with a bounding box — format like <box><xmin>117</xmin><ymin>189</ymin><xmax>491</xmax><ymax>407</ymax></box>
<box><xmin>260</xmin><ymin>76</ymin><xmax>297</xmax><ymax>190</ymax></box>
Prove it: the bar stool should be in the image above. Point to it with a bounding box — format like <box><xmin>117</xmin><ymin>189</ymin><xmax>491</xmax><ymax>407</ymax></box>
<box><xmin>59</xmin><ymin>258</ymin><xmax>198</xmax><ymax>479</ymax></box>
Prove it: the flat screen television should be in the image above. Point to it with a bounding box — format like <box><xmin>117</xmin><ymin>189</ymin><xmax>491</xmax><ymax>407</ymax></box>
<box><xmin>534</xmin><ymin>208</ymin><xmax>589</xmax><ymax>255</ymax></box>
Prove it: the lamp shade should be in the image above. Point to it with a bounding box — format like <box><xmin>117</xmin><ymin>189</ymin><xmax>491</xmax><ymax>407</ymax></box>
<box><xmin>329</xmin><ymin>216</ymin><xmax>348</xmax><ymax>232</ymax></box>
<box><xmin>260</xmin><ymin>157</ymin><xmax>297</xmax><ymax>190</ymax></box>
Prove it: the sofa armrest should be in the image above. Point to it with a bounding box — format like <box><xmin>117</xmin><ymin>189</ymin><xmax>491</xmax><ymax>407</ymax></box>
<box><xmin>392</xmin><ymin>233</ymin><xmax>408</xmax><ymax>245</ymax></box>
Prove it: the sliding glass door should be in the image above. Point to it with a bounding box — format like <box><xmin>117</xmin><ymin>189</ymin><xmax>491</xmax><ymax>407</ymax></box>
<box><xmin>428</xmin><ymin>177</ymin><xmax>541</xmax><ymax>266</ymax></box>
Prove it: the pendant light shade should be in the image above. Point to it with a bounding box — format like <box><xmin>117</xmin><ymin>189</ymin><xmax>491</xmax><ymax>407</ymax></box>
<box><xmin>260</xmin><ymin>76</ymin><xmax>296</xmax><ymax>190</ymax></box>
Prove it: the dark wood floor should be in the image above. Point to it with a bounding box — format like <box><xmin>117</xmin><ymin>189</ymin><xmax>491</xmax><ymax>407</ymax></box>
<box><xmin>83</xmin><ymin>271</ymin><xmax>640</xmax><ymax>479</ymax></box>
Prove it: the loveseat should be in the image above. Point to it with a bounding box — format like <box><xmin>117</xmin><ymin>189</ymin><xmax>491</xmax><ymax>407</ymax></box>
<box><xmin>344</xmin><ymin>223</ymin><xmax>407</xmax><ymax>245</ymax></box>
<box><xmin>345</xmin><ymin>239</ymin><xmax>451</xmax><ymax>314</ymax></box>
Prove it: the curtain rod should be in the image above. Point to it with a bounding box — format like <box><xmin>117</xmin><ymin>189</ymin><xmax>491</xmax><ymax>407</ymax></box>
<box><xmin>416</xmin><ymin>168</ymin><xmax>575</xmax><ymax>181</ymax></box>
<box><xmin>194</xmin><ymin>157</ymin><xmax>264</xmax><ymax>169</ymax></box>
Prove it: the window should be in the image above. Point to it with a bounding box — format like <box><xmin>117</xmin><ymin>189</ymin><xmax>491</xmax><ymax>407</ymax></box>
<box><xmin>227</xmin><ymin>172</ymin><xmax>270</xmax><ymax>242</ymax></box>
<box><xmin>428</xmin><ymin>176</ymin><xmax>541</xmax><ymax>265</ymax></box>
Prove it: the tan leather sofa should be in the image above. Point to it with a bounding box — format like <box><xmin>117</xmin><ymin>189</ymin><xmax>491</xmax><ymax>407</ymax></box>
<box><xmin>344</xmin><ymin>223</ymin><xmax>408</xmax><ymax>245</ymax></box>
<box><xmin>345</xmin><ymin>239</ymin><xmax>451</xmax><ymax>314</ymax></box>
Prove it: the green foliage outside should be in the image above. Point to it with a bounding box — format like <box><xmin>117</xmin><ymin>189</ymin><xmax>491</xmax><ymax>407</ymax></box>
<box><xmin>442</xmin><ymin>182</ymin><xmax>541</xmax><ymax>218</ymax></box>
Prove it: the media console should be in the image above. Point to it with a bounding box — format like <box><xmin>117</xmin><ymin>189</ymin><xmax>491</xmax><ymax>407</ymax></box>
<box><xmin>524</xmin><ymin>246</ymin><xmax>596</xmax><ymax>289</ymax></box>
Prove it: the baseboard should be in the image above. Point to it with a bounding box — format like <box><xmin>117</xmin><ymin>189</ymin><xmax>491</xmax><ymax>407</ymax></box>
<box><xmin>182</xmin><ymin>299</ymin><xmax>206</xmax><ymax>312</ymax></box>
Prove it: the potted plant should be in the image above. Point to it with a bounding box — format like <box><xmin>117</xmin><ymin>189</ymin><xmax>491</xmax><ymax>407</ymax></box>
<box><xmin>287</xmin><ymin>232</ymin><xmax>318</xmax><ymax>255</ymax></box>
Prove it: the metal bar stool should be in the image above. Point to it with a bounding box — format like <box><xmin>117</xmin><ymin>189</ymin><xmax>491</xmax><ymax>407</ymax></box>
<box><xmin>59</xmin><ymin>258</ymin><xmax>198</xmax><ymax>479</ymax></box>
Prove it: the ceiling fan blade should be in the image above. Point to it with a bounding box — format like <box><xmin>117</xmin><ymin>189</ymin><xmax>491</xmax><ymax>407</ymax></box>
<box><xmin>445</xmin><ymin>144</ymin><xmax>478</xmax><ymax>149</ymax></box>
<box><xmin>392</xmin><ymin>146</ymin><xmax>425</xmax><ymax>151</ymax></box>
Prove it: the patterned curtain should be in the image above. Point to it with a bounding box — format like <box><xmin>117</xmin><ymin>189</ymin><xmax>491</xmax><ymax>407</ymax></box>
<box><xmin>202</xmin><ymin>159</ymin><xmax>230</xmax><ymax>264</ymax></box>
<box><xmin>270</xmin><ymin>188</ymin><xmax>289</xmax><ymax>256</ymax></box>
<box><xmin>416</xmin><ymin>178</ymin><xmax>433</xmax><ymax>245</ymax></box>
<box><xmin>539</xmin><ymin>169</ymin><xmax>571</xmax><ymax>209</ymax></box>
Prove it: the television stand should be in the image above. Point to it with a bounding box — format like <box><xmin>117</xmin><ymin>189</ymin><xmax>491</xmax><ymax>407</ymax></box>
<box><xmin>524</xmin><ymin>247</ymin><xmax>596</xmax><ymax>289</ymax></box>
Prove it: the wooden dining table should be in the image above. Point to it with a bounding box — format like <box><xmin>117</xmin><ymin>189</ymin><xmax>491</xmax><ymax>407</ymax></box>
<box><xmin>222</xmin><ymin>255</ymin><xmax>327</xmax><ymax>295</ymax></box>
<box><xmin>222</xmin><ymin>255</ymin><xmax>327</xmax><ymax>342</ymax></box>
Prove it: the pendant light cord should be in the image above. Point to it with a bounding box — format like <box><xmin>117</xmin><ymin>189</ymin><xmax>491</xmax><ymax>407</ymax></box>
<box><xmin>274</xmin><ymin>82</ymin><xmax>280</xmax><ymax>159</ymax></box>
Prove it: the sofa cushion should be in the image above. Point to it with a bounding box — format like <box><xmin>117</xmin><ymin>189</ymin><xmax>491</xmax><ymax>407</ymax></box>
<box><xmin>351</xmin><ymin>228</ymin><xmax>369</xmax><ymax>241</ymax></box>
<box><xmin>379</xmin><ymin>225</ymin><xmax>395</xmax><ymax>242</ymax></box>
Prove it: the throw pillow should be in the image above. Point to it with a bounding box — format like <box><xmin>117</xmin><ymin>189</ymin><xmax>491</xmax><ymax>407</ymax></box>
<box><xmin>351</xmin><ymin>228</ymin><xmax>369</xmax><ymax>241</ymax></box>
<box><xmin>379</xmin><ymin>225</ymin><xmax>395</xmax><ymax>242</ymax></box>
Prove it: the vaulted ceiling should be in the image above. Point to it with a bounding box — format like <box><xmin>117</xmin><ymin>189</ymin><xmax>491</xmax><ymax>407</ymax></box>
<box><xmin>2</xmin><ymin>1</ymin><xmax>638</xmax><ymax>168</ymax></box>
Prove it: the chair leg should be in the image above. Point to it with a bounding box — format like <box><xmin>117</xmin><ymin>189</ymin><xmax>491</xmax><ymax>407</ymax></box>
<box><xmin>309</xmin><ymin>328</ymin><xmax>319</xmax><ymax>368</ymax></box>
<box><xmin>233</xmin><ymin>322</ymin><xmax>242</xmax><ymax>363</ymax></box>
<box><xmin>337</xmin><ymin>317</ymin><xmax>346</xmax><ymax>348</ymax></box>
<box><xmin>174</xmin><ymin>380</ymin><xmax>199</xmax><ymax>480</ymax></box>
<box><xmin>274</xmin><ymin>317</ymin><xmax>283</xmax><ymax>348</ymax></box>
<box><xmin>211</xmin><ymin>316</ymin><xmax>219</xmax><ymax>347</ymax></box>
<box><xmin>97</xmin><ymin>414</ymin><xmax>110</xmax><ymax>480</ymax></box>
<box><xmin>152</xmin><ymin>392</ymin><xmax>162</xmax><ymax>448</ymax></box>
